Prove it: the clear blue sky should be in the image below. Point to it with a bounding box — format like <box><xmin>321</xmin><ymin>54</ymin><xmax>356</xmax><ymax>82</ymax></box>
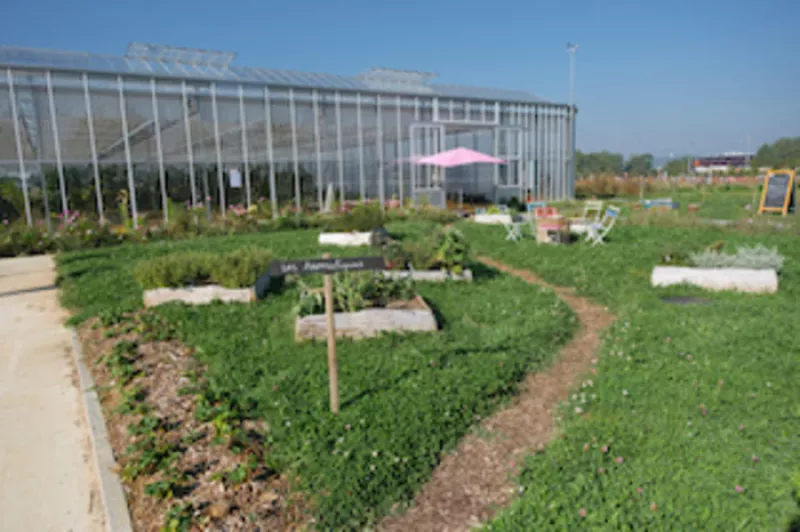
<box><xmin>2</xmin><ymin>0</ymin><xmax>798</xmax><ymax>157</ymax></box>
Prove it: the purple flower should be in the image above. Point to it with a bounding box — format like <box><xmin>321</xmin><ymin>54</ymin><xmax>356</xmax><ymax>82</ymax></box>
<box><xmin>735</xmin><ymin>485</ymin><xmax>744</xmax><ymax>493</ymax></box>
<box><xmin>616</xmin><ymin>456</ymin><xmax>624</xmax><ymax>464</ymax></box>
<box><xmin>598</xmin><ymin>467</ymin><xmax>605</xmax><ymax>474</ymax></box>
<box><xmin>2</xmin><ymin>219</ymin><xmax>7</xmax><ymax>225</ymax></box>
<box><xmin>601</xmin><ymin>445</ymin><xmax>609</xmax><ymax>453</ymax></box>
<box><xmin>636</xmin><ymin>487</ymin><xmax>643</xmax><ymax>494</ymax></box>
<box><xmin>579</xmin><ymin>508</ymin><xmax>587</xmax><ymax>518</ymax></box>
<box><xmin>738</xmin><ymin>424</ymin><xmax>745</xmax><ymax>431</ymax></box>
<box><xmin>751</xmin><ymin>455</ymin><xmax>759</xmax><ymax>462</ymax></box>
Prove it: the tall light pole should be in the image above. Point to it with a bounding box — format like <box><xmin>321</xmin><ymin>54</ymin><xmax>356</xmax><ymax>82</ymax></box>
<box><xmin>567</xmin><ymin>43</ymin><xmax>578</xmax><ymax>108</ymax></box>
<box><xmin>567</xmin><ymin>43</ymin><xmax>578</xmax><ymax>196</ymax></box>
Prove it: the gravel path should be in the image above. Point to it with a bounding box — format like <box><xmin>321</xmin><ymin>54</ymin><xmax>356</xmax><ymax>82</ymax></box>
<box><xmin>0</xmin><ymin>255</ymin><xmax>105</xmax><ymax>532</ymax></box>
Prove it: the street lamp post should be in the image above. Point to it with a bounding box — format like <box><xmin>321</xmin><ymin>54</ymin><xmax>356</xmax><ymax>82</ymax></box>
<box><xmin>567</xmin><ymin>43</ymin><xmax>578</xmax><ymax>197</ymax></box>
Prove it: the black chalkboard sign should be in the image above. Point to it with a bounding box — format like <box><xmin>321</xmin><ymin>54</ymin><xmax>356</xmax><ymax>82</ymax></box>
<box><xmin>254</xmin><ymin>256</ymin><xmax>385</xmax><ymax>300</ymax></box>
<box><xmin>759</xmin><ymin>170</ymin><xmax>796</xmax><ymax>215</ymax></box>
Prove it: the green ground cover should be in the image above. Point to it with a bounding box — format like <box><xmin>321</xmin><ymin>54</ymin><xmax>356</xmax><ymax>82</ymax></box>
<box><xmin>459</xmin><ymin>223</ymin><xmax>800</xmax><ymax>530</ymax></box>
<box><xmin>56</xmin><ymin>226</ymin><xmax>577</xmax><ymax>529</ymax></box>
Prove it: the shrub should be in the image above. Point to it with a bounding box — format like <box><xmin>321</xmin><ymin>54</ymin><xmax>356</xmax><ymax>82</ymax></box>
<box><xmin>326</xmin><ymin>203</ymin><xmax>386</xmax><ymax>232</ymax></box>
<box><xmin>688</xmin><ymin>244</ymin><xmax>785</xmax><ymax>271</ymax></box>
<box><xmin>0</xmin><ymin>220</ymin><xmax>53</xmax><ymax>257</ymax></box>
<box><xmin>208</xmin><ymin>248</ymin><xmax>273</xmax><ymax>288</ymax></box>
<box><xmin>134</xmin><ymin>248</ymin><xmax>273</xmax><ymax>290</ymax></box>
<box><xmin>134</xmin><ymin>252</ymin><xmax>216</xmax><ymax>289</ymax></box>
<box><xmin>431</xmin><ymin>225</ymin><xmax>470</xmax><ymax>274</ymax></box>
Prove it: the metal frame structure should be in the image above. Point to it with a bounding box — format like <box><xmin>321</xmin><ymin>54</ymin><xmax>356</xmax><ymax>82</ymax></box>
<box><xmin>0</xmin><ymin>43</ymin><xmax>575</xmax><ymax>226</ymax></box>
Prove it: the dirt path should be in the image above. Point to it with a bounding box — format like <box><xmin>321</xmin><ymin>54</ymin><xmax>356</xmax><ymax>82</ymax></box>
<box><xmin>378</xmin><ymin>256</ymin><xmax>615</xmax><ymax>532</ymax></box>
<box><xmin>0</xmin><ymin>255</ymin><xmax>105</xmax><ymax>532</ymax></box>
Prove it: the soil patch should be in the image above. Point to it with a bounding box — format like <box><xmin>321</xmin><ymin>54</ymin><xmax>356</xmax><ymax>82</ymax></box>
<box><xmin>77</xmin><ymin>313</ymin><xmax>308</xmax><ymax>531</ymax></box>
<box><xmin>378</xmin><ymin>256</ymin><xmax>615</xmax><ymax>532</ymax></box>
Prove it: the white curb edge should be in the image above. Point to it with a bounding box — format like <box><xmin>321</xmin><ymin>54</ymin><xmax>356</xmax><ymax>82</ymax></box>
<box><xmin>70</xmin><ymin>329</ymin><xmax>134</xmax><ymax>532</ymax></box>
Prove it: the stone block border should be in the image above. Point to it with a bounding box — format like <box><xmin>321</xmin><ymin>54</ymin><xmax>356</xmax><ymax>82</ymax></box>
<box><xmin>651</xmin><ymin>266</ymin><xmax>778</xmax><ymax>294</ymax></box>
<box><xmin>143</xmin><ymin>285</ymin><xmax>254</xmax><ymax>307</ymax></box>
<box><xmin>295</xmin><ymin>295</ymin><xmax>438</xmax><ymax>341</ymax></box>
<box><xmin>381</xmin><ymin>269</ymin><xmax>473</xmax><ymax>282</ymax></box>
<box><xmin>70</xmin><ymin>329</ymin><xmax>133</xmax><ymax>532</ymax></box>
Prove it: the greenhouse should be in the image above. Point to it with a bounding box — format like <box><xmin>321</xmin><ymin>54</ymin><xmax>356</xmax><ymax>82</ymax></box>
<box><xmin>0</xmin><ymin>43</ymin><xmax>576</xmax><ymax>227</ymax></box>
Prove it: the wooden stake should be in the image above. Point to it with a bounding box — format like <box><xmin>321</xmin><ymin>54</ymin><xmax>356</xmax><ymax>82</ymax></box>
<box><xmin>322</xmin><ymin>253</ymin><xmax>340</xmax><ymax>414</ymax></box>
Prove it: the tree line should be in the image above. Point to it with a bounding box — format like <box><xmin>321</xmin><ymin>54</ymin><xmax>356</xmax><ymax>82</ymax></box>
<box><xmin>577</xmin><ymin>136</ymin><xmax>800</xmax><ymax>178</ymax></box>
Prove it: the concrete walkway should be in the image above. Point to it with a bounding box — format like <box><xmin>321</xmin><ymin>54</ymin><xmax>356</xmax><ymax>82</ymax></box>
<box><xmin>0</xmin><ymin>255</ymin><xmax>105</xmax><ymax>532</ymax></box>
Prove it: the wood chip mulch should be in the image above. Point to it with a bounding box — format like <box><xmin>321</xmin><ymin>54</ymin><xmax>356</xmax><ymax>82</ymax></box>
<box><xmin>378</xmin><ymin>256</ymin><xmax>615</xmax><ymax>532</ymax></box>
<box><xmin>78</xmin><ymin>317</ymin><xmax>308</xmax><ymax>532</ymax></box>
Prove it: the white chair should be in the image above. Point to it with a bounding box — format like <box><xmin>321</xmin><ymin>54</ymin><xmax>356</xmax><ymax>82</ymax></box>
<box><xmin>504</xmin><ymin>221</ymin><xmax>522</xmax><ymax>241</ymax></box>
<box><xmin>585</xmin><ymin>206</ymin><xmax>620</xmax><ymax>247</ymax></box>
<box><xmin>582</xmin><ymin>200</ymin><xmax>604</xmax><ymax>223</ymax></box>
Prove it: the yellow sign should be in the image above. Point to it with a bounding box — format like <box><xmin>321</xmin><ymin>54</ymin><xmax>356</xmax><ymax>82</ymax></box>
<box><xmin>758</xmin><ymin>169</ymin><xmax>796</xmax><ymax>215</ymax></box>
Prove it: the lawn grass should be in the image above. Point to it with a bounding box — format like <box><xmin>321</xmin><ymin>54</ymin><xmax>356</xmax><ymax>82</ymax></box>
<box><xmin>56</xmin><ymin>226</ymin><xmax>577</xmax><ymax>529</ymax></box>
<box><xmin>460</xmin><ymin>222</ymin><xmax>800</xmax><ymax>530</ymax></box>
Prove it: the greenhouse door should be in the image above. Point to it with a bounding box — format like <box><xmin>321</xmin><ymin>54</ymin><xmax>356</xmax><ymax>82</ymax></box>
<box><xmin>409</xmin><ymin>123</ymin><xmax>446</xmax><ymax>208</ymax></box>
<box><xmin>494</xmin><ymin>127</ymin><xmax>523</xmax><ymax>204</ymax></box>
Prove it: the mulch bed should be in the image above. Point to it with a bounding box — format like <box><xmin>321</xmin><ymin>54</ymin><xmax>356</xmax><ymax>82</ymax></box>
<box><xmin>78</xmin><ymin>314</ymin><xmax>308</xmax><ymax>531</ymax></box>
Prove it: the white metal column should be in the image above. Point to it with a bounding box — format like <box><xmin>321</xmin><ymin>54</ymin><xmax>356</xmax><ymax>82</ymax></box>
<box><xmin>210</xmin><ymin>83</ymin><xmax>225</xmax><ymax>214</ymax></box>
<box><xmin>334</xmin><ymin>91</ymin><xmax>344</xmax><ymax>205</ymax></box>
<box><xmin>7</xmin><ymin>68</ymin><xmax>32</xmax><ymax>226</ymax></box>
<box><xmin>150</xmin><ymin>79</ymin><xmax>168</xmax><ymax>222</ymax></box>
<box><xmin>117</xmin><ymin>75</ymin><xmax>138</xmax><ymax>228</ymax></box>
<box><xmin>263</xmin><ymin>87</ymin><xmax>278</xmax><ymax>218</ymax></box>
<box><xmin>181</xmin><ymin>81</ymin><xmax>197</xmax><ymax>207</ymax></box>
<box><xmin>288</xmin><ymin>88</ymin><xmax>300</xmax><ymax>210</ymax></box>
<box><xmin>395</xmin><ymin>95</ymin><xmax>404</xmax><ymax>205</ymax></box>
<box><xmin>376</xmin><ymin>95</ymin><xmax>385</xmax><ymax>211</ymax></box>
<box><xmin>356</xmin><ymin>93</ymin><xmax>365</xmax><ymax>201</ymax></box>
<box><xmin>45</xmin><ymin>71</ymin><xmax>68</xmax><ymax>216</ymax></box>
<box><xmin>82</xmin><ymin>73</ymin><xmax>103</xmax><ymax>222</ymax></box>
<box><xmin>238</xmin><ymin>85</ymin><xmax>252</xmax><ymax>207</ymax></box>
<box><xmin>312</xmin><ymin>90</ymin><xmax>323</xmax><ymax>210</ymax></box>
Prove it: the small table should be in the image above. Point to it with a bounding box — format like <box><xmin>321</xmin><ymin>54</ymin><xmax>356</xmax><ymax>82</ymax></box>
<box><xmin>536</xmin><ymin>216</ymin><xmax>571</xmax><ymax>244</ymax></box>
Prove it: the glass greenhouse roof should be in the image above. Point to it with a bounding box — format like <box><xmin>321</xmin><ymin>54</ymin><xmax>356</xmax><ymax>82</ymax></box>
<box><xmin>0</xmin><ymin>44</ymin><xmax>553</xmax><ymax>105</ymax></box>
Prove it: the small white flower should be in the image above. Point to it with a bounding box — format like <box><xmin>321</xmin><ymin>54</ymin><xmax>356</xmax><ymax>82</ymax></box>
<box><xmin>572</xmin><ymin>394</ymin><xmax>578</xmax><ymax>400</ymax></box>
<box><xmin>623</xmin><ymin>390</ymin><xmax>629</xmax><ymax>396</ymax></box>
<box><xmin>591</xmin><ymin>394</ymin><xmax>597</xmax><ymax>400</ymax></box>
<box><xmin>766</xmin><ymin>382</ymin><xmax>772</xmax><ymax>388</ymax></box>
<box><xmin>372</xmin><ymin>450</ymin><xmax>378</xmax><ymax>457</ymax></box>
<box><xmin>575</xmin><ymin>406</ymin><xmax>583</xmax><ymax>414</ymax></box>
<box><xmin>285</xmin><ymin>420</ymin><xmax>291</xmax><ymax>426</ymax></box>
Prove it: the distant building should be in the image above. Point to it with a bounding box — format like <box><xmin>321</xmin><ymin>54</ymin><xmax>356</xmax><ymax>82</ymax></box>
<box><xmin>692</xmin><ymin>152</ymin><xmax>753</xmax><ymax>173</ymax></box>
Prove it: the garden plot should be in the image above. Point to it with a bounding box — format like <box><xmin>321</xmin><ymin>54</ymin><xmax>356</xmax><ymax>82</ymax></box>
<box><xmin>55</xmin><ymin>226</ymin><xmax>577</xmax><ymax>531</ymax></box>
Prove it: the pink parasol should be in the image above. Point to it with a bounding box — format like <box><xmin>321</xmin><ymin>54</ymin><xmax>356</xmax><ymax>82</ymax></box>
<box><xmin>415</xmin><ymin>147</ymin><xmax>506</xmax><ymax>168</ymax></box>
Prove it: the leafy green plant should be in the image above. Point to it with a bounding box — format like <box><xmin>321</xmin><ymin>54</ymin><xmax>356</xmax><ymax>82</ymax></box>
<box><xmin>432</xmin><ymin>225</ymin><xmax>470</xmax><ymax>274</ymax></box>
<box><xmin>293</xmin><ymin>273</ymin><xmax>414</xmax><ymax>316</ymax></box>
<box><xmin>689</xmin><ymin>243</ymin><xmax>785</xmax><ymax>271</ymax></box>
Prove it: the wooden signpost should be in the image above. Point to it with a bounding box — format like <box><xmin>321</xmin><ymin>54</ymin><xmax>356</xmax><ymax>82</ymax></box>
<box><xmin>758</xmin><ymin>169</ymin><xmax>796</xmax><ymax>215</ymax></box>
<box><xmin>263</xmin><ymin>255</ymin><xmax>385</xmax><ymax>414</ymax></box>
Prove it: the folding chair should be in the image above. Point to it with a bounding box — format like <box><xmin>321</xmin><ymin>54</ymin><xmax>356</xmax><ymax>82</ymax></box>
<box><xmin>504</xmin><ymin>221</ymin><xmax>522</xmax><ymax>241</ymax></box>
<box><xmin>582</xmin><ymin>200</ymin><xmax>604</xmax><ymax>223</ymax></box>
<box><xmin>585</xmin><ymin>206</ymin><xmax>620</xmax><ymax>246</ymax></box>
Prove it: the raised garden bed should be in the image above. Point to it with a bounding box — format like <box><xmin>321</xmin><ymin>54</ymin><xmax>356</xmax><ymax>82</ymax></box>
<box><xmin>295</xmin><ymin>294</ymin><xmax>437</xmax><ymax>340</ymax></box>
<box><xmin>652</xmin><ymin>243</ymin><xmax>783</xmax><ymax>294</ymax></box>
<box><xmin>381</xmin><ymin>269</ymin><xmax>473</xmax><ymax>282</ymax></box>
<box><xmin>473</xmin><ymin>213</ymin><xmax>513</xmax><ymax>225</ymax></box>
<box><xmin>135</xmin><ymin>248</ymin><xmax>272</xmax><ymax>306</ymax></box>
<box><xmin>293</xmin><ymin>272</ymin><xmax>437</xmax><ymax>341</ymax></box>
<box><xmin>143</xmin><ymin>285</ymin><xmax>254</xmax><ymax>307</ymax></box>
<box><xmin>381</xmin><ymin>225</ymin><xmax>471</xmax><ymax>282</ymax></box>
<box><xmin>651</xmin><ymin>266</ymin><xmax>778</xmax><ymax>293</ymax></box>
